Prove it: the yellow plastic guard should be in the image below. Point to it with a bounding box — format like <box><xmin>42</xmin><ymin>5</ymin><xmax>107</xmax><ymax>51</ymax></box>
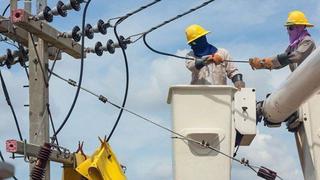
<box><xmin>63</xmin><ymin>152</ymin><xmax>88</xmax><ymax>180</ymax></box>
<box><xmin>76</xmin><ymin>138</ymin><xmax>126</xmax><ymax>180</ymax></box>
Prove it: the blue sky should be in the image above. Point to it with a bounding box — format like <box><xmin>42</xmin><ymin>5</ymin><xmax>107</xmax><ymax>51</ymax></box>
<box><xmin>1</xmin><ymin>0</ymin><xmax>320</xmax><ymax>179</ymax></box>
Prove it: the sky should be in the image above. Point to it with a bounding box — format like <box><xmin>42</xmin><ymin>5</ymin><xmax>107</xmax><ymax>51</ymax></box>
<box><xmin>1</xmin><ymin>0</ymin><xmax>320</xmax><ymax>179</ymax></box>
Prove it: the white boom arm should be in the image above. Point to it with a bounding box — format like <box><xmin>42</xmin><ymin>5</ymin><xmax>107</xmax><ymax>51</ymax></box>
<box><xmin>262</xmin><ymin>47</ymin><xmax>320</xmax><ymax>123</ymax></box>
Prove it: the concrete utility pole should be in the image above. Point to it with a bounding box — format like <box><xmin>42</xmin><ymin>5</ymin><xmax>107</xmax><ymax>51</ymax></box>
<box><xmin>3</xmin><ymin>0</ymin><xmax>82</xmax><ymax>178</ymax></box>
<box><xmin>28</xmin><ymin>0</ymin><xmax>50</xmax><ymax>179</ymax></box>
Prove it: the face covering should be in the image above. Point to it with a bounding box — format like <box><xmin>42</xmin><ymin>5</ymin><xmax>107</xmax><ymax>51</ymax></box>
<box><xmin>287</xmin><ymin>26</ymin><xmax>310</xmax><ymax>51</ymax></box>
<box><xmin>190</xmin><ymin>36</ymin><xmax>217</xmax><ymax>57</ymax></box>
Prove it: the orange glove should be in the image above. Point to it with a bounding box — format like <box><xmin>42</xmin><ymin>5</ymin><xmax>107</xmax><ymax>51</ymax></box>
<box><xmin>206</xmin><ymin>53</ymin><xmax>224</xmax><ymax>64</ymax></box>
<box><xmin>249</xmin><ymin>57</ymin><xmax>273</xmax><ymax>70</ymax></box>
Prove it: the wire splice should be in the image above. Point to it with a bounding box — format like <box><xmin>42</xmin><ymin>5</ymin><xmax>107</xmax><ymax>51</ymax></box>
<box><xmin>257</xmin><ymin>166</ymin><xmax>278</xmax><ymax>180</ymax></box>
<box><xmin>99</xmin><ymin>95</ymin><xmax>108</xmax><ymax>103</ymax></box>
<box><xmin>68</xmin><ymin>79</ymin><xmax>77</xmax><ymax>86</ymax></box>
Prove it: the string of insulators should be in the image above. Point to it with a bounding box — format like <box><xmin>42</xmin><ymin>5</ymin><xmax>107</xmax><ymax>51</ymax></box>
<box><xmin>31</xmin><ymin>0</ymin><xmax>85</xmax><ymax>22</ymax></box>
<box><xmin>58</xmin><ymin>19</ymin><xmax>111</xmax><ymax>42</ymax></box>
<box><xmin>0</xmin><ymin>48</ymin><xmax>28</xmax><ymax>69</ymax></box>
<box><xmin>85</xmin><ymin>36</ymin><xmax>131</xmax><ymax>56</ymax></box>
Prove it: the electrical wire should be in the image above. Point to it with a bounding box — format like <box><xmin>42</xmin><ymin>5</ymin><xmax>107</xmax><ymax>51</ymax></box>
<box><xmin>107</xmin><ymin>101</ymin><xmax>282</xmax><ymax>180</ymax></box>
<box><xmin>2</xmin><ymin>0</ymin><xmax>21</xmax><ymax>16</ymax></box>
<box><xmin>51</xmin><ymin>0</ymin><xmax>91</xmax><ymax>140</ymax></box>
<box><xmin>124</xmin><ymin>0</ymin><xmax>248</xmax><ymax>63</ymax></box>
<box><xmin>48</xmin><ymin>49</ymin><xmax>61</xmax><ymax>81</ymax></box>
<box><xmin>0</xmin><ymin>150</ymin><xmax>18</xmax><ymax>180</ymax></box>
<box><xmin>49</xmin><ymin>71</ymin><xmax>283</xmax><ymax>180</ymax></box>
<box><xmin>107</xmin><ymin>0</ymin><xmax>161</xmax><ymax>24</ymax></box>
<box><xmin>106</xmin><ymin>18</ymin><xmax>129</xmax><ymax>142</ymax></box>
<box><xmin>2</xmin><ymin>4</ymin><xmax>10</xmax><ymax>16</ymax></box>
<box><xmin>24</xmin><ymin>66</ymin><xmax>29</xmax><ymax>79</ymax></box>
<box><xmin>106</xmin><ymin>0</ymin><xmax>162</xmax><ymax>142</ymax></box>
<box><xmin>46</xmin><ymin>104</ymin><xmax>59</xmax><ymax>146</ymax></box>
<box><xmin>125</xmin><ymin>0</ymin><xmax>215</xmax><ymax>42</ymax></box>
<box><xmin>0</xmin><ymin>70</ymin><xmax>23</xmax><ymax>141</ymax></box>
<box><xmin>143</xmin><ymin>35</ymin><xmax>249</xmax><ymax>63</ymax></box>
<box><xmin>0</xmin><ymin>38</ymin><xmax>19</xmax><ymax>49</ymax></box>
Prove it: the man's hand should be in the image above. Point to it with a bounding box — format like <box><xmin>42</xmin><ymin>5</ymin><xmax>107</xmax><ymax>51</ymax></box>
<box><xmin>249</xmin><ymin>57</ymin><xmax>273</xmax><ymax>70</ymax></box>
<box><xmin>209</xmin><ymin>53</ymin><xmax>224</xmax><ymax>64</ymax></box>
<box><xmin>234</xmin><ymin>80</ymin><xmax>245</xmax><ymax>90</ymax></box>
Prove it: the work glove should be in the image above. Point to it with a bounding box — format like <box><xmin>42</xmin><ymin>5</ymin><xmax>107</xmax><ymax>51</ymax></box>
<box><xmin>210</xmin><ymin>53</ymin><xmax>224</xmax><ymax>64</ymax></box>
<box><xmin>234</xmin><ymin>80</ymin><xmax>245</xmax><ymax>90</ymax></box>
<box><xmin>249</xmin><ymin>57</ymin><xmax>273</xmax><ymax>70</ymax></box>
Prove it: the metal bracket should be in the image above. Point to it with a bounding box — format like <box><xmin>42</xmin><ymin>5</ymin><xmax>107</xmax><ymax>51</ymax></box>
<box><xmin>6</xmin><ymin>139</ymin><xmax>74</xmax><ymax>165</ymax></box>
<box><xmin>11</xmin><ymin>9</ymin><xmax>84</xmax><ymax>59</ymax></box>
<box><xmin>0</xmin><ymin>15</ymin><xmax>61</xmax><ymax>60</ymax></box>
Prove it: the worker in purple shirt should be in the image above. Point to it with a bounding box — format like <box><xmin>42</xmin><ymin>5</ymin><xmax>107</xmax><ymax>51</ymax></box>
<box><xmin>249</xmin><ymin>10</ymin><xmax>316</xmax><ymax>72</ymax></box>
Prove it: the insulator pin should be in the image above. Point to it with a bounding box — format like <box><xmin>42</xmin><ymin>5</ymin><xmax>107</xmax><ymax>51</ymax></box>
<box><xmin>33</xmin><ymin>6</ymin><xmax>53</xmax><ymax>22</ymax></box>
<box><xmin>51</xmin><ymin>1</ymin><xmax>67</xmax><ymax>17</ymax></box>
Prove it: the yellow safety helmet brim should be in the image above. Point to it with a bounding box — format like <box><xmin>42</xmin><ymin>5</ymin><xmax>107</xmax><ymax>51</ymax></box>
<box><xmin>284</xmin><ymin>10</ymin><xmax>314</xmax><ymax>28</ymax></box>
<box><xmin>187</xmin><ymin>30</ymin><xmax>210</xmax><ymax>44</ymax></box>
<box><xmin>284</xmin><ymin>22</ymin><xmax>314</xmax><ymax>27</ymax></box>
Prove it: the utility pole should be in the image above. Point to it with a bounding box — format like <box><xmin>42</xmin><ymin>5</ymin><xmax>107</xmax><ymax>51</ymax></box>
<box><xmin>3</xmin><ymin>0</ymin><xmax>82</xmax><ymax>178</ymax></box>
<box><xmin>27</xmin><ymin>0</ymin><xmax>50</xmax><ymax>179</ymax></box>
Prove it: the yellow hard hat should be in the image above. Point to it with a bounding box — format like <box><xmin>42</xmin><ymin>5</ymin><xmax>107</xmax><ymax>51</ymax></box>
<box><xmin>185</xmin><ymin>24</ymin><xmax>210</xmax><ymax>44</ymax></box>
<box><xmin>285</xmin><ymin>10</ymin><xmax>314</xmax><ymax>27</ymax></box>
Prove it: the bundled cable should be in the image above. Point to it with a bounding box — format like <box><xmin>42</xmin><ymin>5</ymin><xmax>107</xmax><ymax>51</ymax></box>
<box><xmin>106</xmin><ymin>0</ymin><xmax>162</xmax><ymax>142</ymax></box>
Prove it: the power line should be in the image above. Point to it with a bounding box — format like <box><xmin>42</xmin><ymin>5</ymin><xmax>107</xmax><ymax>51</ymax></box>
<box><xmin>52</xmin><ymin>0</ymin><xmax>91</xmax><ymax>140</ymax></box>
<box><xmin>143</xmin><ymin>34</ymin><xmax>249</xmax><ymax>63</ymax></box>
<box><xmin>48</xmin><ymin>49</ymin><xmax>61</xmax><ymax>81</ymax></box>
<box><xmin>106</xmin><ymin>18</ymin><xmax>129</xmax><ymax>142</ymax></box>
<box><xmin>106</xmin><ymin>0</ymin><xmax>162</xmax><ymax>142</ymax></box>
<box><xmin>124</xmin><ymin>0</ymin><xmax>249</xmax><ymax>63</ymax></box>
<box><xmin>46</xmin><ymin>104</ymin><xmax>59</xmax><ymax>146</ymax></box>
<box><xmin>112</xmin><ymin>0</ymin><xmax>161</xmax><ymax>24</ymax></box>
<box><xmin>127</xmin><ymin>0</ymin><xmax>215</xmax><ymax>42</ymax></box>
<box><xmin>49</xmin><ymin>71</ymin><xmax>283</xmax><ymax>180</ymax></box>
<box><xmin>2</xmin><ymin>4</ymin><xmax>10</xmax><ymax>16</ymax></box>
<box><xmin>0</xmin><ymin>70</ymin><xmax>23</xmax><ymax>141</ymax></box>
